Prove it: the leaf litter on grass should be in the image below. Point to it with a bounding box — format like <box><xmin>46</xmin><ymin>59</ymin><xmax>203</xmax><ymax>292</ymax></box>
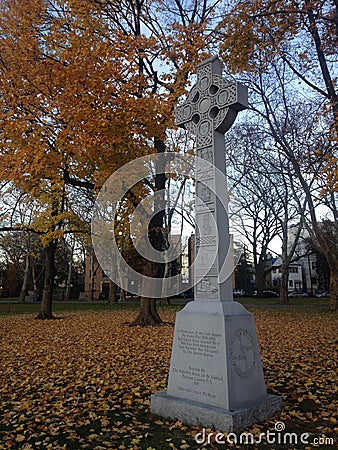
<box><xmin>0</xmin><ymin>309</ymin><xmax>336</xmax><ymax>449</ymax></box>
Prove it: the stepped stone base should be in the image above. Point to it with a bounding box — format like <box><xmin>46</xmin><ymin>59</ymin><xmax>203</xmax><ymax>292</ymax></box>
<box><xmin>151</xmin><ymin>392</ymin><xmax>282</xmax><ymax>432</ymax></box>
<box><xmin>150</xmin><ymin>301</ymin><xmax>282</xmax><ymax>432</ymax></box>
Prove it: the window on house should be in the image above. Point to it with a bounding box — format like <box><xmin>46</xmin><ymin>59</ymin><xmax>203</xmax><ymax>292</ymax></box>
<box><xmin>290</xmin><ymin>267</ymin><xmax>298</xmax><ymax>273</ymax></box>
<box><xmin>289</xmin><ymin>280</ymin><xmax>293</xmax><ymax>287</ymax></box>
<box><xmin>311</xmin><ymin>261</ymin><xmax>316</xmax><ymax>270</ymax></box>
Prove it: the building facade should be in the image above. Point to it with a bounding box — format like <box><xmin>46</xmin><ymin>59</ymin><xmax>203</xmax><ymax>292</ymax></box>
<box><xmin>270</xmin><ymin>257</ymin><xmax>303</xmax><ymax>292</ymax></box>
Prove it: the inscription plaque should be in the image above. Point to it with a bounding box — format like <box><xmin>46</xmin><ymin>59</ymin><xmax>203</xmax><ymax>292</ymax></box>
<box><xmin>169</xmin><ymin>323</ymin><xmax>227</xmax><ymax>407</ymax></box>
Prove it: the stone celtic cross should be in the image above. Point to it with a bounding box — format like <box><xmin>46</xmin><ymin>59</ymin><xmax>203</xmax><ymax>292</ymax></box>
<box><xmin>175</xmin><ymin>56</ymin><xmax>248</xmax><ymax>302</ymax></box>
<box><xmin>152</xmin><ymin>61</ymin><xmax>282</xmax><ymax>427</ymax></box>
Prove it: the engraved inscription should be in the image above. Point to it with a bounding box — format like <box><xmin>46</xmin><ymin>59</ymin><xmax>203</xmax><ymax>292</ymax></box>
<box><xmin>177</xmin><ymin>329</ymin><xmax>221</xmax><ymax>357</ymax></box>
<box><xmin>196</xmin><ymin>276</ymin><xmax>218</xmax><ymax>293</ymax></box>
<box><xmin>172</xmin><ymin>329</ymin><xmax>224</xmax><ymax>399</ymax></box>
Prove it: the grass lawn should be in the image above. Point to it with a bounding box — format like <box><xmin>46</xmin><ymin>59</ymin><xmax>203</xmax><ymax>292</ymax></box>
<box><xmin>0</xmin><ymin>300</ymin><xmax>138</xmax><ymax>316</ymax></box>
<box><xmin>238</xmin><ymin>296</ymin><xmax>330</xmax><ymax>307</ymax></box>
<box><xmin>0</xmin><ymin>295</ymin><xmax>330</xmax><ymax>317</ymax></box>
<box><xmin>0</xmin><ymin>303</ymin><xmax>336</xmax><ymax>449</ymax></box>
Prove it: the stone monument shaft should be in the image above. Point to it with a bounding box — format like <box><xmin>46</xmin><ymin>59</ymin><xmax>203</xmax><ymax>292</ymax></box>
<box><xmin>176</xmin><ymin>56</ymin><xmax>247</xmax><ymax>301</ymax></box>
<box><xmin>151</xmin><ymin>56</ymin><xmax>282</xmax><ymax>432</ymax></box>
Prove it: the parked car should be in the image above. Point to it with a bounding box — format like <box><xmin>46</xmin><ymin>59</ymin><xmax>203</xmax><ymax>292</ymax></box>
<box><xmin>315</xmin><ymin>290</ymin><xmax>329</xmax><ymax>298</ymax></box>
<box><xmin>262</xmin><ymin>290</ymin><xmax>279</xmax><ymax>298</ymax></box>
<box><xmin>288</xmin><ymin>291</ymin><xmax>309</xmax><ymax>298</ymax></box>
<box><xmin>176</xmin><ymin>289</ymin><xmax>193</xmax><ymax>299</ymax></box>
<box><xmin>233</xmin><ymin>289</ymin><xmax>245</xmax><ymax>298</ymax></box>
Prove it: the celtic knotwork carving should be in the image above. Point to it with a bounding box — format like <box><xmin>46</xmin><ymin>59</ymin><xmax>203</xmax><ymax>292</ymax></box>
<box><xmin>197</xmin><ymin>133</ymin><xmax>212</xmax><ymax>148</ymax></box>
<box><xmin>198</xmin><ymin>63</ymin><xmax>211</xmax><ymax>80</ymax></box>
<box><xmin>196</xmin><ymin>236</ymin><xmax>217</xmax><ymax>246</ymax></box>
<box><xmin>175</xmin><ymin>58</ymin><xmax>247</xmax><ymax>135</ymax></box>
<box><xmin>199</xmin><ymin>147</ymin><xmax>213</xmax><ymax>162</ymax></box>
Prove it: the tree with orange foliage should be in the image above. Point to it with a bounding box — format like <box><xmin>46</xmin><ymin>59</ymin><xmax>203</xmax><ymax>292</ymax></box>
<box><xmin>0</xmin><ymin>0</ymin><xmax>167</xmax><ymax>318</ymax></box>
<box><xmin>0</xmin><ymin>0</ymin><xmax>222</xmax><ymax>322</ymax></box>
<box><xmin>92</xmin><ymin>0</ymin><xmax>221</xmax><ymax>325</ymax></box>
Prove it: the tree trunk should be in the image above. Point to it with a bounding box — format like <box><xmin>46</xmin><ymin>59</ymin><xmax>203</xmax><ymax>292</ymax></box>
<box><xmin>131</xmin><ymin>296</ymin><xmax>163</xmax><ymax>326</ymax></box>
<box><xmin>32</xmin><ymin>261</ymin><xmax>38</xmax><ymax>298</ymax></box>
<box><xmin>90</xmin><ymin>249</ymin><xmax>95</xmax><ymax>301</ymax></box>
<box><xmin>120</xmin><ymin>289</ymin><xmax>126</xmax><ymax>302</ymax></box>
<box><xmin>36</xmin><ymin>241</ymin><xmax>57</xmax><ymax>319</ymax></box>
<box><xmin>279</xmin><ymin>266</ymin><xmax>289</xmax><ymax>305</ymax></box>
<box><xmin>131</xmin><ymin>137</ymin><xmax>167</xmax><ymax>326</ymax></box>
<box><xmin>159</xmin><ymin>260</ymin><xmax>171</xmax><ymax>305</ymax></box>
<box><xmin>159</xmin><ymin>297</ymin><xmax>170</xmax><ymax>305</ymax></box>
<box><xmin>108</xmin><ymin>281</ymin><xmax>118</xmax><ymax>304</ymax></box>
<box><xmin>19</xmin><ymin>253</ymin><xmax>29</xmax><ymax>303</ymax></box>
<box><xmin>131</xmin><ymin>261</ymin><xmax>163</xmax><ymax>326</ymax></box>
<box><xmin>328</xmin><ymin>264</ymin><xmax>338</xmax><ymax>311</ymax></box>
<box><xmin>32</xmin><ymin>261</ymin><xmax>44</xmax><ymax>301</ymax></box>
<box><xmin>64</xmin><ymin>255</ymin><xmax>73</xmax><ymax>302</ymax></box>
<box><xmin>255</xmin><ymin>268</ymin><xmax>266</xmax><ymax>298</ymax></box>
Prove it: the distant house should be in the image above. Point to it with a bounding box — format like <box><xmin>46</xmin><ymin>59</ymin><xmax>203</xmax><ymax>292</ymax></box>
<box><xmin>270</xmin><ymin>257</ymin><xmax>303</xmax><ymax>292</ymax></box>
<box><xmin>288</xmin><ymin>227</ymin><xmax>320</xmax><ymax>295</ymax></box>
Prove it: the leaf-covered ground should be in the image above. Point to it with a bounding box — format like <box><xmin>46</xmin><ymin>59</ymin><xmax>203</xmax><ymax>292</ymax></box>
<box><xmin>0</xmin><ymin>308</ymin><xmax>336</xmax><ymax>449</ymax></box>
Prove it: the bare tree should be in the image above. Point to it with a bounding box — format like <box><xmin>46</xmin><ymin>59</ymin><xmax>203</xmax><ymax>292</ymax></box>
<box><xmin>219</xmin><ymin>0</ymin><xmax>338</xmax><ymax>310</ymax></box>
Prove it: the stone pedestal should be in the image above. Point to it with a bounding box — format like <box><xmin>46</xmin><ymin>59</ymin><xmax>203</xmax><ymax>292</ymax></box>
<box><xmin>151</xmin><ymin>301</ymin><xmax>282</xmax><ymax>431</ymax></box>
